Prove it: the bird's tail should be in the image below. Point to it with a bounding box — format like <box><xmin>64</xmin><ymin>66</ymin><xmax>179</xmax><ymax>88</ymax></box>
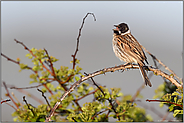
<box><xmin>138</xmin><ymin>63</ymin><xmax>152</xmax><ymax>87</ymax></box>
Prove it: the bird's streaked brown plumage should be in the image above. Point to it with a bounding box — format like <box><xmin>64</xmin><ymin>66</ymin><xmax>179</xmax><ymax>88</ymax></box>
<box><xmin>112</xmin><ymin>23</ymin><xmax>152</xmax><ymax>87</ymax></box>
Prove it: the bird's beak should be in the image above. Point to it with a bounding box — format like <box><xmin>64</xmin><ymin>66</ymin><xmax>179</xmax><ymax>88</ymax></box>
<box><xmin>114</xmin><ymin>25</ymin><xmax>119</xmax><ymax>30</ymax></box>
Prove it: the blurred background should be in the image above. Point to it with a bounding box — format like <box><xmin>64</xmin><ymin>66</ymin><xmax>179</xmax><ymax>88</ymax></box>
<box><xmin>1</xmin><ymin>1</ymin><xmax>182</xmax><ymax>122</ymax></box>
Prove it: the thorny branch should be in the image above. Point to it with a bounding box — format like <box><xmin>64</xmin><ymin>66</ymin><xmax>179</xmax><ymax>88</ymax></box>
<box><xmin>72</xmin><ymin>13</ymin><xmax>96</xmax><ymax>69</ymax></box>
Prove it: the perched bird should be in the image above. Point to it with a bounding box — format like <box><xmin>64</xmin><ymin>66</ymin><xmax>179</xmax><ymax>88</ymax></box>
<box><xmin>112</xmin><ymin>23</ymin><xmax>152</xmax><ymax>87</ymax></box>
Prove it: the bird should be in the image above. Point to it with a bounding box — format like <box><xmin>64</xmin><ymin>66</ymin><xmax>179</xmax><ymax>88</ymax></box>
<box><xmin>112</xmin><ymin>22</ymin><xmax>152</xmax><ymax>87</ymax></box>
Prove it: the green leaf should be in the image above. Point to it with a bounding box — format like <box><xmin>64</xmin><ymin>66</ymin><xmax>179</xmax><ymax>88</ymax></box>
<box><xmin>88</xmin><ymin>87</ymin><xmax>94</xmax><ymax>91</ymax></box>
<box><xmin>174</xmin><ymin>97</ymin><xmax>177</xmax><ymax>103</ymax></box>
<box><xmin>26</xmin><ymin>53</ymin><xmax>33</xmax><ymax>59</ymax></box>
<box><xmin>104</xmin><ymin>93</ymin><xmax>110</xmax><ymax>99</ymax></box>
<box><xmin>172</xmin><ymin>92</ymin><xmax>179</xmax><ymax>96</ymax></box>
<box><xmin>159</xmin><ymin>103</ymin><xmax>164</xmax><ymax>108</ymax></box>
<box><xmin>173</xmin><ymin>110</ymin><xmax>182</xmax><ymax>117</ymax></box>
<box><xmin>169</xmin><ymin>105</ymin><xmax>174</xmax><ymax>112</ymax></box>
<box><xmin>19</xmin><ymin>63</ymin><xmax>28</xmax><ymax>69</ymax></box>
<box><xmin>75</xmin><ymin>76</ymin><xmax>80</xmax><ymax>81</ymax></box>
<box><xmin>117</xmin><ymin>92</ymin><xmax>123</xmax><ymax>97</ymax></box>
<box><xmin>77</xmin><ymin>85</ymin><xmax>84</xmax><ymax>93</ymax></box>
<box><xmin>32</xmin><ymin>66</ymin><xmax>39</xmax><ymax>71</ymax></box>
<box><xmin>68</xmin><ymin>69</ymin><xmax>74</xmax><ymax>74</ymax></box>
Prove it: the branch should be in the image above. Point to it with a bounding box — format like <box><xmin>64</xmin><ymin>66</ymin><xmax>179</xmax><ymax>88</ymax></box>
<box><xmin>1</xmin><ymin>98</ymin><xmax>17</xmax><ymax>110</ymax></box>
<box><xmin>148</xmin><ymin>66</ymin><xmax>182</xmax><ymax>88</ymax></box>
<box><xmin>10</xmin><ymin>80</ymin><xmax>54</xmax><ymax>89</ymax></box>
<box><xmin>23</xmin><ymin>96</ymin><xmax>35</xmax><ymax>116</ymax></box>
<box><xmin>11</xmin><ymin>92</ymin><xmax>24</xmax><ymax>108</ymax></box>
<box><xmin>1</xmin><ymin>99</ymin><xmax>11</xmax><ymax>104</ymax></box>
<box><xmin>137</xmin><ymin>102</ymin><xmax>169</xmax><ymax>120</ymax></box>
<box><xmin>3</xmin><ymin>82</ymin><xmax>19</xmax><ymax>109</ymax></box>
<box><xmin>146</xmin><ymin>99</ymin><xmax>183</xmax><ymax>108</ymax></box>
<box><xmin>74</xmin><ymin>87</ymin><xmax>102</xmax><ymax>102</ymax></box>
<box><xmin>131</xmin><ymin>83</ymin><xmax>145</xmax><ymax>103</ymax></box>
<box><xmin>14</xmin><ymin>39</ymin><xmax>53</xmax><ymax>75</ymax></box>
<box><xmin>142</xmin><ymin>46</ymin><xmax>182</xmax><ymax>83</ymax></box>
<box><xmin>45</xmin><ymin>64</ymin><xmax>139</xmax><ymax>122</ymax></box>
<box><xmin>44</xmin><ymin>48</ymin><xmax>56</xmax><ymax>77</ymax></box>
<box><xmin>37</xmin><ymin>88</ymin><xmax>51</xmax><ymax>109</ymax></box>
<box><xmin>4</xmin><ymin>84</ymin><xmax>44</xmax><ymax>104</ymax></box>
<box><xmin>72</xmin><ymin>13</ymin><xmax>96</xmax><ymax>69</ymax></box>
<box><xmin>1</xmin><ymin>53</ymin><xmax>20</xmax><ymax>64</ymax></box>
<box><xmin>1</xmin><ymin>53</ymin><xmax>35</xmax><ymax>72</ymax></box>
<box><xmin>45</xmin><ymin>63</ymin><xmax>182</xmax><ymax>122</ymax></box>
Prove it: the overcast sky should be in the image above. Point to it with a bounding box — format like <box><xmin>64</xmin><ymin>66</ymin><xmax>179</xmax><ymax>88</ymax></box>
<box><xmin>1</xmin><ymin>1</ymin><xmax>183</xmax><ymax>122</ymax></box>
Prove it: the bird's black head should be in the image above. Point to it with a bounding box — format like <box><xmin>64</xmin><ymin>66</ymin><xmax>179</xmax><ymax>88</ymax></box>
<box><xmin>114</xmin><ymin>23</ymin><xmax>129</xmax><ymax>34</ymax></box>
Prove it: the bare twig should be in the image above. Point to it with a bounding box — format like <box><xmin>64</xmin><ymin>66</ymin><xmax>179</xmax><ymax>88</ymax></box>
<box><xmin>4</xmin><ymin>84</ymin><xmax>44</xmax><ymax>104</ymax></box>
<box><xmin>37</xmin><ymin>88</ymin><xmax>51</xmax><ymax>109</ymax></box>
<box><xmin>1</xmin><ymin>99</ymin><xmax>11</xmax><ymax>104</ymax></box>
<box><xmin>137</xmin><ymin>102</ymin><xmax>165</xmax><ymax>119</ymax></box>
<box><xmin>1</xmin><ymin>98</ymin><xmax>17</xmax><ymax>110</ymax></box>
<box><xmin>74</xmin><ymin>88</ymin><xmax>102</xmax><ymax>102</ymax></box>
<box><xmin>10</xmin><ymin>80</ymin><xmax>54</xmax><ymax>89</ymax></box>
<box><xmin>23</xmin><ymin>96</ymin><xmax>35</xmax><ymax>116</ymax></box>
<box><xmin>3</xmin><ymin>82</ymin><xmax>19</xmax><ymax>109</ymax></box>
<box><xmin>131</xmin><ymin>83</ymin><xmax>145</xmax><ymax>103</ymax></box>
<box><xmin>146</xmin><ymin>99</ymin><xmax>183</xmax><ymax>108</ymax></box>
<box><xmin>72</xmin><ymin>13</ymin><xmax>96</xmax><ymax>69</ymax></box>
<box><xmin>1</xmin><ymin>53</ymin><xmax>20</xmax><ymax>64</ymax></box>
<box><xmin>91</xmin><ymin>109</ymin><xmax>108</xmax><ymax>120</ymax></box>
<box><xmin>161</xmin><ymin>112</ymin><xmax>170</xmax><ymax>122</ymax></box>
<box><xmin>11</xmin><ymin>92</ymin><xmax>24</xmax><ymax>108</ymax></box>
